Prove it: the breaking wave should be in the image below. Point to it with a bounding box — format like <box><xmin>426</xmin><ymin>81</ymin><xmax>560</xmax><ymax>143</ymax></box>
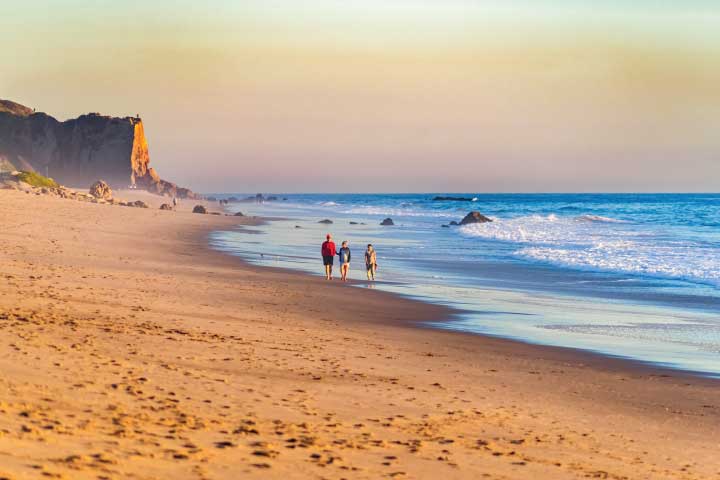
<box><xmin>460</xmin><ymin>214</ymin><xmax>720</xmax><ymax>285</ymax></box>
<box><xmin>575</xmin><ymin>214</ymin><xmax>630</xmax><ymax>224</ymax></box>
<box><xmin>340</xmin><ymin>206</ymin><xmax>456</xmax><ymax>218</ymax></box>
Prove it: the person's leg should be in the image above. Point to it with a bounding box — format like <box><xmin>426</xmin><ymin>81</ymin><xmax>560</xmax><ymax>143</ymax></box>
<box><xmin>366</xmin><ymin>265</ymin><xmax>371</xmax><ymax>281</ymax></box>
<box><xmin>324</xmin><ymin>264</ymin><xmax>330</xmax><ymax>280</ymax></box>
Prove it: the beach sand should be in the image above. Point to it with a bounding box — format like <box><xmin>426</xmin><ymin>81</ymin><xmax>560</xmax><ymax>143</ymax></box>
<box><xmin>0</xmin><ymin>188</ymin><xmax>718</xmax><ymax>479</ymax></box>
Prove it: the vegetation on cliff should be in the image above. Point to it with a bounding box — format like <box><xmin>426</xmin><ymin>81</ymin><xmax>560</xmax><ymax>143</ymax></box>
<box><xmin>17</xmin><ymin>171</ymin><xmax>59</xmax><ymax>188</ymax></box>
<box><xmin>0</xmin><ymin>100</ymin><xmax>33</xmax><ymax>117</ymax></box>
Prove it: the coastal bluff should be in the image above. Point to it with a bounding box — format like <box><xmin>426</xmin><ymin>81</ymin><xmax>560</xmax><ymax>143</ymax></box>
<box><xmin>0</xmin><ymin>99</ymin><xmax>196</xmax><ymax>198</ymax></box>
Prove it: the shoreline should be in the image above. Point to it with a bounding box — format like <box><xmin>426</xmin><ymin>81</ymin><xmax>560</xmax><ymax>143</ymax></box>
<box><xmin>1</xmin><ymin>188</ymin><xmax>718</xmax><ymax>479</ymax></box>
<box><xmin>207</xmin><ymin>218</ymin><xmax>720</xmax><ymax>382</ymax></box>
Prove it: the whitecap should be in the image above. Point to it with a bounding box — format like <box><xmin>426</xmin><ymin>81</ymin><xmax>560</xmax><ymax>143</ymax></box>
<box><xmin>576</xmin><ymin>214</ymin><xmax>629</xmax><ymax>224</ymax></box>
<box><xmin>459</xmin><ymin>214</ymin><xmax>720</xmax><ymax>285</ymax></box>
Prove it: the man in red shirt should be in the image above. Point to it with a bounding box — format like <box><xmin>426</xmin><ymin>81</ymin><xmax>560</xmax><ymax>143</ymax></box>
<box><xmin>321</xmin><ymin>234</ymin><xmax>337</xmax><ymax>280</ymax></box>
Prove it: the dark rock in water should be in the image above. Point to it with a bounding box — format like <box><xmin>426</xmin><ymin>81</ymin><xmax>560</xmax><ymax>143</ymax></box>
<box><xmin>159</xmin><ymin>203</ymin><xmax>172</xmax><ymax>210</ymax></box>
<box><xmin>236</xmin><ymin>194</ymin><xmax>268</xmax><ymax>203</ymax></box>
<box><xmin>132</xmin><ymin>200</ymin><xmax>149</xmax><ymax>208</ymax></box>
<box><xmin>234</xmin><ymin>211</ymin><xmax>244</xmax><ymax>216</ymax></box>
<box><xmin>349</xmin><ymin>221</ymin><xmax>359</xmax><ymax>225</ymax></box>
<box><xmin>193</xmin><ymin>205</ymin><xmax>207</xmax><ymax>214</ymax></box>
<box><xmin>380</xmin><ymin>218</ymin><xmax>394</xmax><ymax>226</ymax></box>
<box><xmin>318</xmin><ymin>219</ymin><xmax>333</xmax><ymax>224</ymax></box>
<box><xmin>449</xmin><ymin>221</ymin><xmax>458</xmax><ymax>226</ymax></box>
<box><xmin>295</xmin><ymin>225</ymin><xmax>302</xmax><ymax>229</ymax></box>
<box><xmin>266</xmin><ymin>196</ymin><xmax>278</xmax><ymax>201</ymax></box>
<box><xmin>459</xmin><ymin>211</ymin><xmax>492</xmax><ymax>225</ymax></box>
<box><xmin>283</xmin><ymin>197</ymin><xmax>288</xmax><ymax>201</ymax></box>
<box><xmin>441</xmin><ymin>224</ymin><xmax>449</xmax><ymax>228</ymax></box>
<box><xmin>433</xmin><ymin>196</ymin><xmax>476</xmax><ymax>202</ymax></box>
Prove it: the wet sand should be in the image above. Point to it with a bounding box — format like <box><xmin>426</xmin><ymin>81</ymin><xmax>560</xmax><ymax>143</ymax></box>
<box><xmin>0</xmin><ymin>188</ymin><xmax>718</xmax><ymax>479</ymax></box>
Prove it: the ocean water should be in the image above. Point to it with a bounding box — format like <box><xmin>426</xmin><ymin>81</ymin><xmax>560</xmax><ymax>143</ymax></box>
<box><xmin>209</xmin><ymin>193</ymin><xmax>720</xmax><ymax>376</ymax></box>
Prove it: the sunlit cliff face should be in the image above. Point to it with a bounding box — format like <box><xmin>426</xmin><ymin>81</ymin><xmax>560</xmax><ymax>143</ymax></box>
<box><xmin>2</xmin><ymin>1</ymin><xmax>719</xmax><ymax>192</ymax></box>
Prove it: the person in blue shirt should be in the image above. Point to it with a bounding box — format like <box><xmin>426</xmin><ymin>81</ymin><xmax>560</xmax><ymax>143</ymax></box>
<box><xmin>338</xmin><ymin>241</ymin><xmax>351</xmax><ymax>282</ymax></box>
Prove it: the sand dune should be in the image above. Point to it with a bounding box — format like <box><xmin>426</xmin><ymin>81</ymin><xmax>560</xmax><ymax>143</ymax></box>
<box><xmin>0</xmin><ymin>189</ymin><xmax>718</xmax><ymax>479</ymax></box>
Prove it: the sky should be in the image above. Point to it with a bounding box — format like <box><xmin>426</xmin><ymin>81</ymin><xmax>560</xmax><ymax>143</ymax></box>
<box><xmin>2</xmin><ymin>0</ymin><xmax>719</xmax><ymax>193</ymax></box>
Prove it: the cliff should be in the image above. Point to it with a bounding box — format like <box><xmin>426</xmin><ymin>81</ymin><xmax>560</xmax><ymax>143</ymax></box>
<box><xmin>0</xmin><ymin>99</ymin><xmax>196</xmax><ymax>198</ymax></box>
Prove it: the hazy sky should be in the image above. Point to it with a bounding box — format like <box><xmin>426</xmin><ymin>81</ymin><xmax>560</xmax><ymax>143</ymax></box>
<box><xmin>2</xmin><ymin>1</ymin><xmax>719</xmax><ymax>192</ymax></box>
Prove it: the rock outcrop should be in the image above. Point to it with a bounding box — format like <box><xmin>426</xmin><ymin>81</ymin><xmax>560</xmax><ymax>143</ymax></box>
<box><xmin>0</xmin><ymin>99</ymin><xmax>197</xmax><ymax>198</ymax></box>
<box><xmin>433</xmin><ymin>196</ymin><xmax>477</xmax><ymax>202</ymax></box>
<box><xmin>192</xmin><ymin>205</ymin><xmax>207</xmax><ymax>214</ymax></box>
<box><xmin>459</xmin><ymin>211</ymin><xmax>492</xmax><ymax>225</ymax></box>
<box><xmin>89</xmin><ymin>180</ymin><xmax>113</xmax><ymax>200</ymax></box>
<box><xmin>380</xmin><ymin>218</ymin><xmax>395</xmax><ymax>226</ymax></box>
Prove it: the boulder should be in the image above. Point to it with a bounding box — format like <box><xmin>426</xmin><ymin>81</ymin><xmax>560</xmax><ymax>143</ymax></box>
<box><xmin>132</xmin><ymin>200</ymin><xmax>149</xmax><ymax>208</ymax></box>
<box><xmin>380</xmin><ymin>218</ymin><xmax>394</xmax><ymax>226</ymax></box>
<box><xmin>193</xmin><ymin>205</ymin><xmax>207</xmax><ymax>214</ymax></box>
<box><xmin>89</xmin><ymin>180</ymin><xmax>113</xmax><ymax>200</ymax></box>
<box><xmin>459</xmin><ymin>211</ymin><xmax>492</xmax><ymax>225</ymax></box>
<box><xmin>449</xmin><ymin>221</ymin><xmax>459</xmax><ymax>226</ymax></box>
<box><xmin>349</xmin><ymin>221</ymin><xmax>359</xmax><ymax>225</ymax></box>
<box><xmin>318</xmin><ymin>219</ymin><xmax>333</xmax><ymax>224</ymax></box>
<box><xmin>159</xmin><ymin>203</ymin><xmax>172</xmax><ymax>210</ymax></box>
<box><xmin>234</xmin><ymin>211</ymin><xmax>244</xmax><ymax>216</ymax></box>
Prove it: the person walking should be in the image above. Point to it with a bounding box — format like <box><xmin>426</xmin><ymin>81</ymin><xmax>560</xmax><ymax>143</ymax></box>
<box><xmin>338</xmin><ymin>241</ymin><xmax>352</xmax><ymax>282</ymax></box>
<box><xmin>321</xmin><ymin>234</ymin><xmax>337</xmax><ymax>280</ymax></box>
<box><xmin>365</xmin><ymin>244</ymin><xmax>377</xmax><ymax>281</ymax></box>
<box><xmin>172</xmin><ymin>196</ymin><xmax>178</xmax><ymax>210</ymax></box>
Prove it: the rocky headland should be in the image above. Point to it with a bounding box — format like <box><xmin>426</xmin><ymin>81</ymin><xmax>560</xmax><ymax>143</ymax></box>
<box><xmin>0</xmin><ymin>99</ymin><xmax>196</xmax><ymax>198</ymax></box>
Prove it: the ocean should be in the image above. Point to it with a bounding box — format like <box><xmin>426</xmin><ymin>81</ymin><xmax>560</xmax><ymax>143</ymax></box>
<box><xmin>209</xmin><ymin>193</ymin><xmax>720</xmax><ymax>376</ymax></box>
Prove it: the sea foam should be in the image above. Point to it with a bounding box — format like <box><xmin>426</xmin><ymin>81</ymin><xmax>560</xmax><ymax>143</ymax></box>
<box><xmin>460</xmin><ymin>214</ymin><xmax>720</xmax><ymax>285</ymax></box>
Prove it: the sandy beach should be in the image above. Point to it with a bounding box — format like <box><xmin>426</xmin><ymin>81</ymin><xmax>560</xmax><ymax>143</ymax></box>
<box><xmin>0</xmin><ymin>189</ymin><xmax>718</xmax><ymax>480</ymax></box>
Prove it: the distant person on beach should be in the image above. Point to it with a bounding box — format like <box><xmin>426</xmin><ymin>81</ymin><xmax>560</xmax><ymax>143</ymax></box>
<box><xmin>338</xmin><ymin>241</ymin><xmax>351</xmax><ymax>282</ymax></box>
<box><xmin>172</xmin><ymin>196</ymin><xmax>178</xmax><ymax>210</ymax></box>
<box><xmin>321</xmin><ymin>234</ymin><xmax>337</xmax><ymax>280</ymax></box>
<box><xmin>365</xmin><ymin>244</ymin><xmax>377</xmax><ymax>281</ymax></box>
